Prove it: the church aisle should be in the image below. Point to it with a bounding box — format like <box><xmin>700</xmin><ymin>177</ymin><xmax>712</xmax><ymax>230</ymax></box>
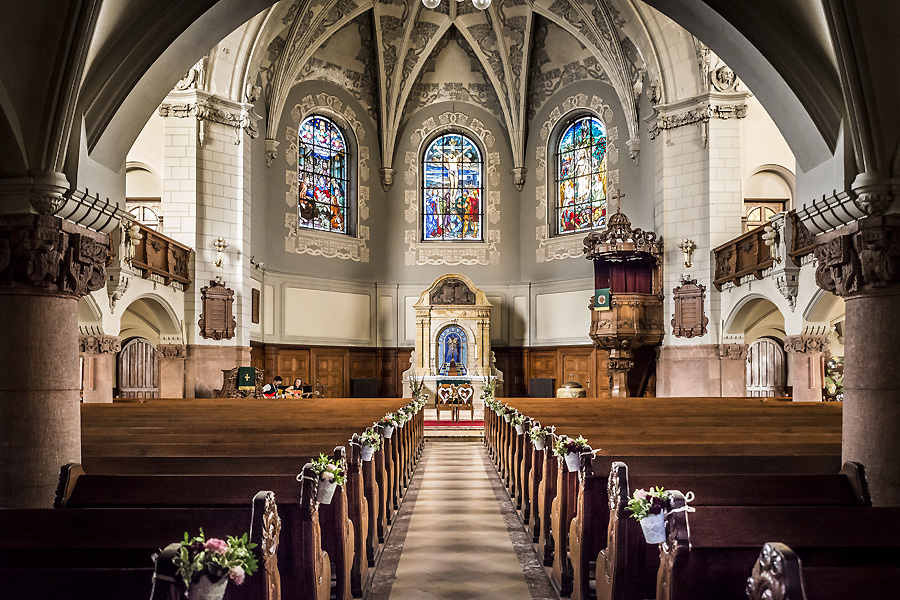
<box><xmin>372</xmin><ymin>439</ymin><xmax>555</xmax><ymax>600</ymax></box>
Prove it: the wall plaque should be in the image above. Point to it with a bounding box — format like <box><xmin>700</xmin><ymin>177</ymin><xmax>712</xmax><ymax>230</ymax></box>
<box><xmin>199</xmin><ymin>280</ymin><xmax>237</xmax><ymax>340</ymax></box>
<box><xmin>430</xmin><ymin>277</ymin><xmax>476</xmax><ymax>305</ymax></box>
<box><xmin>671</xmin><ymin>276</ymin><xmax>708</xmax><ymax>338</ymax></box>
<box><xmin>251</xmin><ymin>288</ymin><xmax>260</xmax><ymax>324</ymax></box>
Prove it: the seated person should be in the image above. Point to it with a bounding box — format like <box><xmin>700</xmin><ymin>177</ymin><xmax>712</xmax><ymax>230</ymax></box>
<box><xmin>262</xmin><ymin>376</ymin><xmax>283</xmax><ymax>398</ymax></box>
<box><xmin>285</xmin><ymin>378</ymin><xmax>306</xmax><ymax>396</ymax></box>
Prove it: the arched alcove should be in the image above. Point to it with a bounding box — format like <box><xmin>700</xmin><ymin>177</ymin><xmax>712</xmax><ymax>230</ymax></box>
<box><xmin>118</xmin><ymin>295</ymin><xmax>182</xmax><ymax>345</ymax></box>
<box><xmin>724</xmin><ymin>295</ymin><xmax>787</xmax><ymax>344</ymax></box>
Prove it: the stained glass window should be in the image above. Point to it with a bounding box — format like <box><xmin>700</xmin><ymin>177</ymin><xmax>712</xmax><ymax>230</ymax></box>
<box><xmin>556</xmin><ymin>115</ymin><xmax>607</xmax><ymax>234</ymax></box>
<box><xmin>422</xmin><ymin>133</ymin><xmax>483</xmax><ymax>241</ymax></box>
<box><xmin>297</xmin><ymin>115</ymin><xmax>349</xmax><ymax>234</ymax></box>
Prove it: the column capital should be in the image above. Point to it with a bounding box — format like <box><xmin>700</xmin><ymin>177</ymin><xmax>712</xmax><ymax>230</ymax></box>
<box><xmin>717</xmin><ymin>343</ymin><xmax>749</xmax><ymax>360</ymax></box>
<box><xmin>79</xmin><ymin>335</ymin><xmax>121</xmax><ymax>354</ymax></box>
<box><xmin>784</xmin><ymin>335</ymin><xmax>829</xmax><ymax>354</ymax></box>
<box><xmin>815</xmin><ymin>215</ymin><xmax>900</xmax><ymax>297</ymax></box>
<box><xmin>159</xmin><ymin>344</ymin><xmax>187</xmax><ymax>359</ymax></box>
<box><xmin>0</xmin><ymin>214</ymin><xmax>108</xmax><ymax>298</ymax></box>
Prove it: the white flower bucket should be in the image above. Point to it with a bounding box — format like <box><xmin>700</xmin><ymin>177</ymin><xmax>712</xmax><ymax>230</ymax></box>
<box><xmin>640</xmin><ymin>511</ymin><xmax>666</xmax><ymax>544</ymax></box>
<box><xmin>565</xmin><ymin>451</ymin><xmax>581</xmax><ymax>472</ymax></box>
<box><xmin>515</xmin><ymin>424</ymin><xmax>525</xmax><ymax>435</ymax></box>
<box><xmin>503</xmin><ymin>414</ymin><xmax>512</xmax><ymax>423</ymax></box>
<box><xmin>361</xmin><ymin>445</ymin><xmax>375</xmax><ymax>461</ymax></box>
<box><xmin>317</xmin><ymin>479</ymin><xmax>337</xmax><ymax>504</ymax></box>
<box><xmin>533</xmin><ymin>437</ymin><xmax>546</xmax><ymax>451</ymax></box>
<box><xmin>397</xmin><ymin>419</ymin><xmax>405</xmax><ymax>429</ymax></box>
<box><xmin>188</xmin><ymin>575</ymin><xmax>228</xmax><ymax>600</ymax></box>
<box><xmin>384</xmin><ymin>425</ymin><xmax>395</xmax><ymax>438</ymax></box>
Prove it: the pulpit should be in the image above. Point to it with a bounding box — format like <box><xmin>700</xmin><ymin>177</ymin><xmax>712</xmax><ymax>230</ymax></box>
<box><xmin>583</xmin><ymin>208</ymin><xmax>664</xmax><ymax>396</ymax></box>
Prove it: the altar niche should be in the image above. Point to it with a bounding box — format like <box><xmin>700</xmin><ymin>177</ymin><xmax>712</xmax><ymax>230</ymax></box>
<box><xmin>402</xmin><ymin>274</ymin><xmax>502</xmax><ymax>406</ymax></box>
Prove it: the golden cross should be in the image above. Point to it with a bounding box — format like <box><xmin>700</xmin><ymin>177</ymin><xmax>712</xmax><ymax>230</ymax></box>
<box><xmin>612</xmin><ymin>189</ymin><xmax>625</xmax><ymax>213</ymax></box>
<box><xmin>243</xmin><ymin>372</ymin><xmax>252</xmax><ymax>383</ymax></box>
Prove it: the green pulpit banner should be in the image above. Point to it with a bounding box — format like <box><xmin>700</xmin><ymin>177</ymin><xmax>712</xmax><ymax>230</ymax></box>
<box><xmin>238</xmin><ymin>366</ymin><xmax>257</xmax><ymax>391</ymax></box>
<box><xmin>594</xmin><ymin>288</ymin><xmax>611</xmax><ymax>311</ymax></box>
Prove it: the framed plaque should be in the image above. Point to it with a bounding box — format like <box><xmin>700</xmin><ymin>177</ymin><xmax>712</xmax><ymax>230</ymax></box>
<box><xmin>199</xmin><ymin>280</ymin><xmax>237</xmax><ymax>340</ymax></box>
<box><xmin>672</xmin><ymin>277</ymin><xmax>708</xmax><ymax>338</ymax></box>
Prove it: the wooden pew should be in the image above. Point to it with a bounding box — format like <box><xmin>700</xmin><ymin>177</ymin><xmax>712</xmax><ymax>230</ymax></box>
<box><xmin>0</xmin><ymin>491</ymin><xmax>282</xmax><ymax>600</ymax></box>
<box><xmin>746</xmin><ymin>541</ymin><xmax>900</xmax><ymax>600</ymax></box>
<box><xmin>56</xmin><ymin>466</ymin><xmax>332</xmax><ymax>600</ymax></box>
<box><xmin>594</xmin><ymin>463</ymin><xmax>873</xmax><ymax>600</ymax></box>
<box><xmin>657</xmin><ymin>492</ymin><xmax>900</xmax><ymax>600</ymax></box>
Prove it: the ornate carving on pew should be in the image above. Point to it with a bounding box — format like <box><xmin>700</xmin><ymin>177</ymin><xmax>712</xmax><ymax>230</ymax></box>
<box><xmin>656</xmin><ymin>491</ymin><xmax>691</xmax><ymax>600</ymax></box>
<box><xmin>584</xmin><ymin>204</ymin><xmax>664</xmax><ymax>397</ymax></box>
<box><xmin>299</xmin><ymin>463</ymin><xmax>333</xmax><ymax>600</ymax></box>
<box><xmin>595</xmin><ymin>462</ymin><xmax>628</xmax><ymax>600</ymax></box>
<box><xmin>254</xmin><ymin>491</ymin><xmax>282</xmax><ymax>600</ymax></box>
<box><xmin>745</xmin><ymin>542</ymin><xmax>805</xmax><ymax>600</ymax></box>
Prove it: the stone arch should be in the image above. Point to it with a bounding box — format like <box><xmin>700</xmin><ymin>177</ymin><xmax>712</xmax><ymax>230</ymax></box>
<box><xmin>118</xmin><ymin>294</ymin><xmax>182</xmax><ymax>345</ymax></box>
<box><xmin>724</xmin><ymin>294</ymin><xmax>786</xmax><ymax>344</ymax></box>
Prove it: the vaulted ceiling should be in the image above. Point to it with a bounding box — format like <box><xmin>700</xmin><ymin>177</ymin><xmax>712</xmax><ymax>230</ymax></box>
<box><xmin>253</xmin><ymin>0</ymin><xmax>661</xmax><ymax>186</ymax></box>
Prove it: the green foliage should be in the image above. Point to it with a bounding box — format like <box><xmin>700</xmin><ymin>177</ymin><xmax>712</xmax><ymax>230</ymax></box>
<box><xmin>310</xmin><ymin>453</ymin><xmax>347</xmax><ymax>486</ymax></box>
<box><xmin>552</xmin><ymin>435</ymin><xmax>589</xmax><ymax>458</ymax></box>
<box><xmin>360</xmin><ymin>428</ymin><xmax>382</xmax><ymax>451</ymax></box>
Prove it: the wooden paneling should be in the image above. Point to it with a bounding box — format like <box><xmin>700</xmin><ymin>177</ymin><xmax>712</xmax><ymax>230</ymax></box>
<box><xmin>560</xmin><ymin>348</ymin><xmax>594</xmax><ymax>394</ymax></box>
<box><xmin>312</xmin><ymin>349</ymin><xmax>347</xmax><ymax>398</ymax></box>
<box><xmin>349</xmin><ymin>351</ymin><xmax>377</xmax><ymax>379</ymax></box>
<box><xmin>277</xmin><ymin>349</ymin><xmax>311</xmax><ymax>387</ymax></box>
<box><xmin>529</xmin><ymin>351</ymin><xmax>557</xmax><ymax>380</ymax></box>
<box><xmin>117</xmin><ymin>338</ymin><xmax>159</xmax><ymax>399</ymax></box>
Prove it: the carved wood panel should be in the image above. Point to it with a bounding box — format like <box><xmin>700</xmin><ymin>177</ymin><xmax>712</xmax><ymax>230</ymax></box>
<box><xmin>672</xmin><ymin>277</ymin><xmax>709</xmax><ymax>338</ymax></box>
<box><xmin>530</xmin><ymin>351</ymin><xmax>557</xmax><ymax>380</ymax></box>
<box><xmin>199</xmin><ymin>280</ymin><xmax>236</xmax><ymax>340</ymax></box>
<box><xmin>117</xmin><ymin>338</ymin><xmax>159</xmax><ymax>398</ymax></box>
<box><xmin>349</xmin><ymin>351</ymin><xmax>377</xmax><ymax>379</ymax></box>
<box><xmin>561</xmin><ymin>351</ymin><xmax>593</xmax><ymax>392</ymax></box>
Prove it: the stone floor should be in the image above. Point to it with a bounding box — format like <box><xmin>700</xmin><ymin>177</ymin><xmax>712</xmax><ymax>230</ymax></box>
<box><xmin>368</xmin><ymin>439</ymin><xmax>556</xmax><ymax>600</ymax></box>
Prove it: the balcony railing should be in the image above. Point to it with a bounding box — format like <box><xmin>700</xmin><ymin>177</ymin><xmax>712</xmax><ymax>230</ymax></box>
<box><xmin>788</xmin><ymin>210</ymin><xmax>817</xmax><ymax>263</ymax></box>
<box><xmin>131</xmin><ymin>222</ymin><xmax>192</xmax><ymax>287</ymax></box>
<box><xmin>713</xmin><ymin>224</ymin><xmax>773</xmax><ymax>291</ymax></box>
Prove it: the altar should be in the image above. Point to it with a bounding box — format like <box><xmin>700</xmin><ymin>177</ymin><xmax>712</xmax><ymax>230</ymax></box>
<box><xmin>402</xmin><ymin>274</ymin><xmax>502</xmax><ymax>419</ymax></box>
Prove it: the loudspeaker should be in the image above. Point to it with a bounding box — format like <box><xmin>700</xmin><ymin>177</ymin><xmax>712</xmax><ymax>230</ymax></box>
<box><xmin>350</xmin><ymin>377</ymin><xmax>379</xmax><ymax>398</ymax></box>
<box><xmin>529</xmin><ymin>378</ymin><xmax>555</xmax><ymax>398</ymax></box>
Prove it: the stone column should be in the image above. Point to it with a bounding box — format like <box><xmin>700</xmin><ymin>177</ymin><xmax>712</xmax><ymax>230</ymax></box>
<box><xmin>784</xmin><ymin>335</ymin><xmax>828</xmax><ymax>402</ymax></box>
<box><xmin>158</xmin><ymin>344</ymin><xmax>186</xmax><ymax>398</ymax></box>
<box><xmin>79</xmin><ymin>335</ymin><xmax>121</xmax><ymax>403</ymax></box>
<box><xmin>0</xmin><ymin>215</ymin><xmax>108</xmax><ymax>508</ymax></box>
<box><xmin>815</xmin><ymin>215</ymin><xmax>900</xmax><ymax>505</ymax></box>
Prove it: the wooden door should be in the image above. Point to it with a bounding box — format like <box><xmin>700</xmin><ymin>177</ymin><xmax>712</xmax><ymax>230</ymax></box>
<box><xmin>117</xmin><ymin>338</ymin><xmax>159</xmax><ymax>398</ymax></box>
<box><xmin>561</xmin><ymin>350</ymin><xmax>594</xmax><ymax>396</ymax></box>
<box><xmin>747</xmin><ymin>338</ymin><xmax>786</xmax><ymax>397</ymax></box>
<box><xmin>312</xmin><ymin>349</ymin><xmax>347</xmax><ymax>397</ymax></box>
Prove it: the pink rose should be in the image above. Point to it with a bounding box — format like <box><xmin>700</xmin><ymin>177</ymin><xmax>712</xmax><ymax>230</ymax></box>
<box><xmin>633</xmin><ymin>489</ymin><xmax>648</xmax><ymax>501</ymax></box>
<box><xmin>204</xmin><ymin>538</ymin><xmax>228</xmax><ymax>555</ymax></box>
<box><xmin>229</xmin><ymin>566</ymin><xmax>246</xmax><ymax>585</ymax></box>
<box><xmin>321</xmin><ymin>470</ymin><xmax>335</xmax><ymax>482</ymax></box>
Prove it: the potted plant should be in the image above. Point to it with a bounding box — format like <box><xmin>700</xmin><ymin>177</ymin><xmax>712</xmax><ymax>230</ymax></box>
<box><xmin>172</xmin><ymin>530</ymin><xmax>258</xmax><ymax>600</ymax></box>
<box><xmin>510</xmin><ymin>412</ymin><xmax>526</xmax><ymax>435</ymax></box>
<box><xmin>310</xmin><ymin>453</ymin><xmax>347</xmax><ymax>504</ymax></box>
<box><xmin>377</xmin><ymin>413</ymin><xmax>397</xmax><ymax>438</ymax></box>
<box><xmin>480</xmin><ymin>377</ymin><xmax>498</xmax><ymax>402</ymax></box>
<box><xmin>527</xmin><ymin>424</ymin><xmax>554</xmax><ymax>450</ymax></box>
<box><xmin>395</xmin><ymin>407</ymin><xmax>410</xmax><ymax>428</ymax></box>
<box><xmin>626</xmin><ymin>487</ymin><xmax>668</xmax><ymax>543</ymax></box>
<box><xmin>409</xmin><ymin>373</ymin><xmax>426</xmax><ymax>403</ymax></box>
<box><xmin>500</xmin><ymin>405</ymin><xmax>514</xmax><ymax>423</ymax></box>
<box><xmin>360</xmin><ymin>428</ymin><xmax>381</xmax><ymax>461</ymax></box>
<box><xmin>553</xmin><ymin>435</ymin><xmax>590</xmax><ymax>472</ymax></box>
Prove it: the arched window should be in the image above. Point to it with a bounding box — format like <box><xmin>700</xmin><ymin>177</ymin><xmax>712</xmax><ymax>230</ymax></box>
<box><xmin>422</xmin><ymin>132</ymin><xmax>483</xmax><ymax>241</ymax></box>
<box><xmin>555</xmin><ymin>115</ymin><xmax>607</xmax><ymax>234</ymax></box>
<box><xmin>297</xmin><ymin>115</ymin><xmax>350</xmax><ymax>234</ymax></box>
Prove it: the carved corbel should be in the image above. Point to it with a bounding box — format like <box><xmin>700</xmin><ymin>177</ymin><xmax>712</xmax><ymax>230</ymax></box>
<box><xmin>265</xmin><ymin>139</ymin><xmax>280</xmax><ymax>167</ymax></box>
<box><xmin>379</xmin><ymin>167</ymin><xmax>396</xmax><ymax>191</ymax></box>
<box><xmin>767</xmin><ymin>212</ymin><xmax>800</xmax><ymax>310</ymax></box>
<box><xmin>107</xmin><ymin>273</ymin><xmax>130</xmax><ymax>313</ymax></box>
<box><xmin>626</xmin><ymin>137</ymin><xmax>640</xmax><ymax>165</ymax></box>
<box><xmin>511</xmin><ymin>167</ymin><xmax>527</xmax><ymax>191</ymax></box>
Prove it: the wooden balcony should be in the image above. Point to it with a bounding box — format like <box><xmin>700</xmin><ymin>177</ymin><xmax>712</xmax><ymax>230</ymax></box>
<box><xmin>713</xmin><ymin>224</ymin><xmax>773</xmax><ymax>291</ymax></box>
<box><xmin>131</xmin><ymin>223</ymin><xmax>192</xmax><ymax>287</ymax></box>
<box><xmin>788</xmin><ymin>210</ymin><xmax>817</xmax><ymax>263</ymax></box>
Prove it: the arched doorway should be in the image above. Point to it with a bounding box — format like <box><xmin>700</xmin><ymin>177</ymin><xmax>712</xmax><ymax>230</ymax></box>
<box><xmin>746</xmin><ymin>337</ymin><xmax>787</xmax><ymax>397</ymax></box>
<box><xmin>117</xmin><ymin>338</ymin><xmax>159</xmax><ymax>398</ymax></box>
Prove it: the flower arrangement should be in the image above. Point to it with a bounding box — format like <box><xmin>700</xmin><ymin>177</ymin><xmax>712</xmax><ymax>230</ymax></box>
<box><xmin>626</xmin><ymin>487</ymin><xmax>668</xmax><ymax>521</ymax></box>
<box><xmin>172</xmin><ymin>529</ymin><xmax>258</xmax><ymax>591</ymax></box>
<box><xmin>360</xmin><ymin>428</ymin><xmax>382</xmax><ymax>451</ymax></box>
<box><xmin>480</xmin><ymin>377</ymin><xmax>498</xmax><ymax>401</ymax></box>
<box><xmin>377</xmin><ymin>413</ymin><xmax>397</xmax><ymax>428</ymax></box>
<box><xmin>310</xmin><ymin>453</ymin><xmax>347</xmax><ymax>487</ymax></box>
<box><xmin>510</xmin><ymin>412</ymin><xmax>524</xmax><ymax>426</ymax></box>
<box><xmin>626</xmin><ymin>487</ymin><xmax>669</xmax><ymax>543</ymax></box>
<box><xmin>409</xmin><ymin>373</ymin><xmax>426</xmax><ymax>401</ymax></box>
<box><xmin>498</xmin><ymin>405</ymin><xmax>514</xmax><ymax>421</ymax></box>
<box><xmin>527</xmin><ymin>424</ymin><xmax>553</xmax><ymax>441</ymax></box>
<box><xmin>552</xmin><ymin>435</ymin><xmax>589</xmax><ymax>458</ymax></box>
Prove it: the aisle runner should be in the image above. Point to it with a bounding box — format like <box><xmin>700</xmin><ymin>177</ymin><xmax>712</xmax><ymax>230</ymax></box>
<box><xmin>369</xmin><ymin>440</ymin><xmax>553</xmax><ymax>600</ymax></box>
